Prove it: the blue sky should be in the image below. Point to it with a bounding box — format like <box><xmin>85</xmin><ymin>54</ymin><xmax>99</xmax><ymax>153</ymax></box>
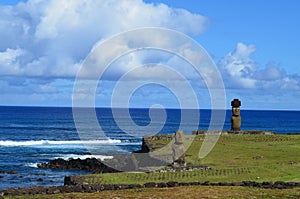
<box><xmin>0</xmin><ymin>0</ymin><xmax>300</xmax><ymax>110</ymax></box>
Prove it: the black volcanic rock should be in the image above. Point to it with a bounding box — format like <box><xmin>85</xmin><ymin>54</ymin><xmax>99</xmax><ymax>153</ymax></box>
<box><xmin>38</xmin><ymin>158</ymin><xmax>119</xmax><ymax>173</ymax></box>
<box><xmin>38</xmin><ymin>152</ymin><xmax>168</xmax><ymax>173</ymax></box>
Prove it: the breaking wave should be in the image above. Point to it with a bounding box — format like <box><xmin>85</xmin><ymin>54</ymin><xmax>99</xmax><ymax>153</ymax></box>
<box><xmin>24</xmin><ymin>163</ymin><xmax>39</xmax><ymax>168</ymax></box>
<box><xmin>0</xmin><ymin>139</ymin><xmax>121</xmax><ymax>147</ymax></box>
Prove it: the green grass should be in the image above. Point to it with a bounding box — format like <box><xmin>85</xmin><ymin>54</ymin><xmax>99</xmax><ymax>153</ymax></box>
<box><xmin>4</xmin><ymin>134</ymin><xmax>300</xmax><ymax>199</ymax></box>
<box><xmin>81</xmin><ymin>134</ymin><xmax>300</xmax><ymax>184</ymax></box>
<box><xmin>6</xmin><ymin>186</ymin><xmax>300</xmax><ymax>199</ymax></box>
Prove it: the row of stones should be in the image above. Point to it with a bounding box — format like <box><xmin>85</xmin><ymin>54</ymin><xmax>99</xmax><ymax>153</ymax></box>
<box><xmin>1</xmin><ymin>180</ymin><xmax>299</xmax><ymax>197</ymax></box>
<box><xmin>143</xmin><ymin>130</ymin><xmax>276</xmax><ymax>140</ymax></box>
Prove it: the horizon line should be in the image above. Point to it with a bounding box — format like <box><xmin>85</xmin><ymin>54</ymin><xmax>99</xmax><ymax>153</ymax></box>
<box><xmin>0</xmin><ymin>105</ymin><xmax>299</xmax><ymax>112</ymax></box>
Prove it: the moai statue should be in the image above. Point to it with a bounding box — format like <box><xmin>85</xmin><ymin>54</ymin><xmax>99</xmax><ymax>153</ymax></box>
<box><xmin>231</xmin><ymin>99</ymin><xmax>241</xmax><ymax>131</ymax></box>
<box><xmin>172</xmin><ymin>130</ymin><xmax>186</xmax><ymax>167</ymax></box>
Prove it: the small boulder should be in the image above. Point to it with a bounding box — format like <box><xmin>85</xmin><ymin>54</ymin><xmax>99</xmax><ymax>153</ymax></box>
<box><xmin>167</xmin><ymin>181</ymin><xmax>178</xmax><ymax>187</ymax></box>
<box><xmin>144</xmin><ymin>182</ymin><xmax>157</xmax><ymax>188</ymax></box>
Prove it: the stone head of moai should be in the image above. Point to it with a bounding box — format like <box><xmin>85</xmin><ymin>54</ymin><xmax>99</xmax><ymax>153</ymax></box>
<box><xmin>231</xmin><ymin>99</ymin><xmax>241</xmax><ymax>131</ymax></box>
<box><xmin>175</xmin><ymin>130</ymin><xmax>185</xmax><ymax>144</ymax></box>
<box><xmin>231</xmin><ymin>99</ymin><xmax>241</xmax><ymax>116</ymax></box>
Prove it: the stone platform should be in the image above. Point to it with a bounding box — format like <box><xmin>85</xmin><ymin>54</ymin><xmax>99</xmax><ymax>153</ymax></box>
<box><xmin>192</xmin><ymin>130</ymin><xmax>276</xmax><ymax>135</ymax></box>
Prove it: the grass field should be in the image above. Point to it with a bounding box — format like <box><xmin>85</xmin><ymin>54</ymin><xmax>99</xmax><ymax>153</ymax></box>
<box><xmin>4</xmin><ymin>134</ymin><xmax>300</xmax><ymax>199</ymax></box>
<box><xmin>81</xmin><ymin>134</ymin><xmax>300</xmax><ymax>184</ymax></box>
<box><xmin>5</xmin><ymin>186</ymin><xmax>300</xmax><ymax>199</ymax></box>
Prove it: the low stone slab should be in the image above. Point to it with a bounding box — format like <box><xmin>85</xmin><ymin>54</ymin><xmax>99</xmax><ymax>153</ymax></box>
<box><xmin>192</xmin><ymin>130</ymin><xmax>276</xmax><ymax>135</ymax></box>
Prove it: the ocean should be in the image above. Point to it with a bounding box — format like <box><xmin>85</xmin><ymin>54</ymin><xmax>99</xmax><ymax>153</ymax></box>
<box><xmin>0</xmin><ymin>106</ymin><xmax>299</xmax><ymax>190</ymax></box>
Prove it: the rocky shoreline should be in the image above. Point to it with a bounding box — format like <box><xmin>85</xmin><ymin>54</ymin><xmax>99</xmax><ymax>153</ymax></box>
<box><xmin>32</xmin><ymin>132</ymin><xmax>286</xmax><ymax>173</ymax></box>
<box><xmin>37</xmin><ymin>158</ymin><xmax>119</xmax><ymax>173</ymax></box>
<box><xmin>1</xmin><ymin>133</ymin><xmax>299</xmax><ymax>197</ymax></box>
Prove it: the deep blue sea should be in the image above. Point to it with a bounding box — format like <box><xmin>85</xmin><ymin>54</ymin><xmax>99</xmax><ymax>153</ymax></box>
<box><xmin>0</xmin><ymin>106</ymin><xmax>299</xmax><ymax>190</ymax></box>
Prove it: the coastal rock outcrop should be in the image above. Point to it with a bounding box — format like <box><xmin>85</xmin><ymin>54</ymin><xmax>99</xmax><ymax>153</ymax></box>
<box><xmin>37</xmin><ymin>154</ymin><xmax>166</xmax><ymax>173</ymax></box>
<box><xmin>37</xmin><ymin>158</ymin><xmax>118</xmax><ymax>173</ymax></box>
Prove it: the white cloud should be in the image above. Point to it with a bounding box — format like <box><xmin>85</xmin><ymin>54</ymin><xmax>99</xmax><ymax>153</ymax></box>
<box><xmin>0</xmin><ymin>0</ymin><xmax>212</xmax><ymax>107</ymax></box>
<box><xmin>0</xmin><ymin>48</ymin><xmax>25</xmax><ymax>75</ymax></box>
<box><xmin>36</xmin><ymin>85</ymin><xmax>57</xmax><ymax>93</ymax></box>
<box><xmin>2</xmin><ymin>1</ymin><xmax>299</xmax><ymax>108</ymax></box>
<box><xmin>219</xmin><ymin>42</ymin><xmax>257</xmax><ymax>88</ymax></box>
<box><xmin>0</xmin><ymin>0</ymin><xmax>208</xmax><ymax>79</ymax></box>
<box><xmin>254</xmin><ymin>64</ymin><xmax>285</xmax><ymax>80</ymax></box>
<box><xmin>220</xmin><ymin>42</ymin><xmax>300</xmax><ymax>91</ymax></box>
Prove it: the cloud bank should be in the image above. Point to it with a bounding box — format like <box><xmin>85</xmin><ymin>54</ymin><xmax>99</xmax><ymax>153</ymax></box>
<box><xmin>0</xmin><ymin>0</ymin><xmax>299</xmax><ymax>108</ymax></box>
<box><xmin>0</xmin><ymin>0</ymin><xmax>208</xmax><ymax>79</ymax></box>
<box><xmin>220</xmin><ymin>42</ymin><xmax>300</xmax><ymax>91</ymax></box>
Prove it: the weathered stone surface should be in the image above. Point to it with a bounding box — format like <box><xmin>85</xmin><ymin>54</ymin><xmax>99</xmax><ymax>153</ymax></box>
<box><xmin>157</xmin><ymin>182</ymin><xmax>168</xmax><ymax>188</ymax></box>
<box><xmin>231</xmin><ymin>99</ymin><xmax>241</xmax><ymax>107</ymax></box>
<box><xmin>38</xmin><ymin>158</ymin><xmax>118</xmax><ymax>173</ymax></box>
<box><xmin>1</xmin><ymin>180</ymin><xmax>300</xmax><ymax>196</ymax></box>
<box><xmin>102</xmin><ymin>184</ymin><xmax>115</xmax><ymax>190</ymax></box>
<box><xmin>64</xmin><ymin>176</ymin><xmax>84</xmax><ymax>186</ymax></box>
<box><xmin>175</xmin><ymin>130</ymin><xmax>184</xmax><ymax>144</ymax></box>
<box><xmin>135</xmin><ymin>135</ymin><xmax>173</xmax><ymax>153</ymax></box>
<box><xmin>261</xmin><ymin>182</ymin><xmax>273</xmax><ymax>188</ymax></box>
<box><xmin>172</xmin><ymin>143</ymin><xmax>186</xmax><ymax>166</ymax></box>
<box><xmin>128</xmin><ymin>184</ymin><xmax>143</xmax><ymax>189</ymax></box>
<box><xmin>231</xmin><ymin>182</ymin><xmax>244</xmax><ymax>186</ymax></box>
<box><xmin>172</xmin><ymin>131</ymin><xmax>186</xmax><ymax>166</ymax></box>
<box><xmin>144</xmin><ymin>182</ymin><xmax>157</xmax><ymax>188</ymax></box>
<box><xmin>178</xmin><ymin>182</ymin><xmax>190</xmax><ymax>186</ymax></box>
<box><xmin>189</xmin><ymin>181</ymin><xmax>201</xmax><ymax>186</ymax></box>
<box><xmin>231</xmin><ymin>99</ymin><xmax>242</xmax><ymax>131</ymax></box>
<box><xmin>140</xmin><ymin>137</ymin><xmax>151</xmax><ymax>152</ymax></box>
<box><xmin>166</xmin><ymin>181</ymin><xmax>179</xmax><ymax>187</ymax></box>
<box><xmin>192</xmin><ymin>130</ymin><xmax>276</xmax><ymax>135</ymax></box>
<box><xmin>40</xmin><ymin>152</ymin><xmax>168</xmax><ymax>173</ymax></box>
<box><xmin>231</xmin><ymin>115</ymin><xmax>241</xmax><ymax>131</ymax></box>
<box><xmin>232</xmin><ymin>107</ymin><xmax>240</xmax><ymax>116</ymax></box>
<box><xmin>202</xmin><ymin>181</ymin><xmax>210</xmax><ymax>185</ymax></box>
<box><xmin>107</xmin><ymin>154</ymin><xmax>138</xmax><ymax>171</ymax></box>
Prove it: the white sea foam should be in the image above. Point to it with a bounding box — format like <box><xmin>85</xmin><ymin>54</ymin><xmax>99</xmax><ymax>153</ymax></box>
<box><xmin>0</xmin><ymin>139</ymin><xmax>121</xmax><ymax>147</ymax></box>
<box><xmin>24</xmin><ymin>163</ymin><xmax>39</xmax><ymax>168</ymax></box>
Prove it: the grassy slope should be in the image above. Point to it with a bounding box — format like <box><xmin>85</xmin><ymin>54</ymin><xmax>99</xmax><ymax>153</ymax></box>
<box><xmin>82</xmin><ymin>134</ymin><xmax>300</xmax><ymax>184</ymax></box>
<box><xmin>7</xmin><ymin>186</ymin><xmax>300</xmax><ymax>199</ymax></box>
